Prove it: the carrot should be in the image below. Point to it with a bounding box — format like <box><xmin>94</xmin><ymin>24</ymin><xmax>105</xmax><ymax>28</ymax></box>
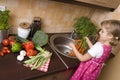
<box><xmin>78</xmin><ymin>47</ymin><xmax>82</xmax><ymax>53</ymax></box>
<box><xmin>69</xmin><ymin>51</ymin><xmax>75</xmax><ymax>57</ymax></box>
<box><xmin>75</xmin><ymin>39</ymin><xmax>81</xmax><ymax>42</ymax></box>
<box><xmin>69</xmin><ymin>39</ymin><xmax>82</xmax><ymax>57</ymax></box>
<box><xmin>79</xmin><ymin>47</ymin><xmax>87</xmax><ymax>54</ymax></box>
<box><xmin>75</xmin><ymin>40</ymin><xmax>82</xmax><ymax>49</ymax></box>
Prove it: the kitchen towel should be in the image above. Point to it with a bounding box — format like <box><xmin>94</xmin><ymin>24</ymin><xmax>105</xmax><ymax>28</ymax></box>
<box><xmin>24</xmin><ymin>59</ymin><xmax>50</xmax><ymax>72</ymax></box>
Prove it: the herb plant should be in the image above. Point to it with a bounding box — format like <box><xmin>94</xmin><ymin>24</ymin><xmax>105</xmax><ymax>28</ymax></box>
<box><xmin>0</xmin><ymin>10</ymin><xmax>10</xmax><ymax>30</ymax></box>
<box><xmin>73</xmin><ymin>16</ymin><xmax>98</xmax><ymax>48</ymax></box>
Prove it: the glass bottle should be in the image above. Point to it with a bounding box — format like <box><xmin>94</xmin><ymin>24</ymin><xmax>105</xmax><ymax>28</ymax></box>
<box><xmin>29</xmin><ymin>17</ymin><xmax>41</xmax><ymax>38</ymax></box>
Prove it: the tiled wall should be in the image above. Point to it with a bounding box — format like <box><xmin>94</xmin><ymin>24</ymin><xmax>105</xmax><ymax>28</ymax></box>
<box><xmin>0</xmin><ymin>0</ymin><xmax>95</xmax><ymax>34</ymax></box>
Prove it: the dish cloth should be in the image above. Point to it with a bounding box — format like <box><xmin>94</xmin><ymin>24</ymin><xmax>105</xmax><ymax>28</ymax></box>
<box><xmin>24</xmin><ymin>59</ymin><xmax>50</xmax><ymax>72</ymax></box>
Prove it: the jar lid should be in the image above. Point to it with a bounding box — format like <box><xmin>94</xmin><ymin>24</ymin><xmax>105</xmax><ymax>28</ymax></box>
<box><xmin>19</xmin><ymin>22</ymin><xmax>30</xmax><ymax>29</ymax></box>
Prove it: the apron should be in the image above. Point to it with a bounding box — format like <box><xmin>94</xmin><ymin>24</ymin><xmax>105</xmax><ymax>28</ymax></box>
<box><xmin>70</xmin><ymin>45</ymin><xmax>112</xmax><ymax>80</ymax></box>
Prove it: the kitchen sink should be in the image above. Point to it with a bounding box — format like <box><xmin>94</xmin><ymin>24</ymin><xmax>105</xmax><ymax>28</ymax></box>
<box><xmin>50</xmin><ymin>34</ymin><xmax>76</xmax><ymax>59</ymax></box>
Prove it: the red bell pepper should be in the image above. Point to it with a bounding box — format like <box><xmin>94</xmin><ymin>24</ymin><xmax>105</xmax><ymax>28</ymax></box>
<box><xmin>26</xmin><ymin>49</ymin><xmax>37</xmax><ymax>56</ymax></box>
<box><xmin>22</xmin><ymin>41</ymin><xmax>34</xmax><ymax>51</ymax></box>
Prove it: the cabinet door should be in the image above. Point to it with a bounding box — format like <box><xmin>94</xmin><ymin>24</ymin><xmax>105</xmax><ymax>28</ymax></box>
<box><xmin>75</xmin><ymin>0</ymin><xmax>120</xmax><ymax>9</ymax></box>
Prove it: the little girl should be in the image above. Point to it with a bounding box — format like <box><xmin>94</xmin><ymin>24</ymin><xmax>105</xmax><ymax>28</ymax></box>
<box><xmin>69</xmin><ymin>20</ymin><xmax>120</xmax><ymax>80</ymax></box>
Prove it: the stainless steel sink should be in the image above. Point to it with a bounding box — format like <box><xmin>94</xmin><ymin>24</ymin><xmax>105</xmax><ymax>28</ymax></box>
<box><xmin>50</xmin><ymin>34</ymin><xmax>76</xmax><ymax>59</ymax></box>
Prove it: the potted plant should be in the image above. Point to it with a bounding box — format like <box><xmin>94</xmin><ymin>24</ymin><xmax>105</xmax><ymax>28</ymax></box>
<box><xmin>73</xmin><ymin>16</ymin><xmax>98</xmax><ymax>48</ymax></box>
<box><xmin>0</xmin><ymin>10</ymin><xmax>10</xmax><ymax>43</ymax></box>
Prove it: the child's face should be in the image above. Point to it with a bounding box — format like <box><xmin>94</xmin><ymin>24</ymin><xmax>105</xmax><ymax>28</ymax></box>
<box><xmin>98</xmin><ymin>27</ymin><xmax>113</xmax><ymax>41</ymax></box>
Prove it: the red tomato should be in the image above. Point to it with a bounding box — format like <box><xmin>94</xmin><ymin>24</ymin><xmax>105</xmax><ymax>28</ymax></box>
<box><xmin>1</xmin><ymin>48</ymin><xmax>6</xmax><ymax>53</ymax></box>
<box><xmin>2</xmin><ymin>46</ymin><xmax>9</xmax><ymax>50</ymax></box>
<box><xmin>2</xmin><ymin>39</ymin><xmax>9</xmax><ymax>46</ymax></box>
<box><xmin>9</xmin><ymin>40</ymin><xmax>16</xmax><ymax>46</ymax></box>
<box><xmin>8</xmin><ymin>36</ymin><xmax>15</xmax><ymax>41</ymax></box>
<box><xmin>0</xmin><ymin>51</ymin><xmax>4</xmax><ymax>56</ymax></box>
<box><xmin>6</xmin><ymin>49</ymin><xmax>10</xmax><ymax>54</ymax></box>
<box><xmin>1</xmin><ymin>47</ymin><xmax>9</xmax><ymax>54</ymax></box>
<box><xmin>26</xmin><ymin>49</ymin><xmax>37</xmax><ymax>57</ymax></box>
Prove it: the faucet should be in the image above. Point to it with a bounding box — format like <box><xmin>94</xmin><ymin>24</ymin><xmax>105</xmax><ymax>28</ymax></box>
<box><xmin>70</xmin><ymin>30</ymin><xmax>75</xmax><ymax>39</ymax></box>
<box><xmin>70</xmin><ymin>30</ymin><xmax>81</xmax><ymax>39</ymax></box>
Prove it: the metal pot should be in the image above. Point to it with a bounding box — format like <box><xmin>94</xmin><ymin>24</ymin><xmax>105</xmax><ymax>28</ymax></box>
<box><xmin>0</xmin><ymin>29</ymin><xmax>9</xmax><ymax>43</ymax></box>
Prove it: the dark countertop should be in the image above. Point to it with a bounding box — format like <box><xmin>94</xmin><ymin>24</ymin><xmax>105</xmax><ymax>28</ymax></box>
<box><xmin>0</xmin><ymin>33</ymin><xmax>79</xmax><ymax>80</ymax></box>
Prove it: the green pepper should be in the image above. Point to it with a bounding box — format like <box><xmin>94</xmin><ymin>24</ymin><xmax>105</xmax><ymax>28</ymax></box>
<box><xmin>11</xmin><ymin>42</ymin><xmax>22</xmax><ymax>53</ymax></box>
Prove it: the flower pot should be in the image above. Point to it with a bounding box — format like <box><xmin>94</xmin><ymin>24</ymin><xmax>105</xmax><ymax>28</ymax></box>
<box><xmin>0</xmin><ymin>29</ymin><xmax>9</xmax><ymax>43</ymax></box>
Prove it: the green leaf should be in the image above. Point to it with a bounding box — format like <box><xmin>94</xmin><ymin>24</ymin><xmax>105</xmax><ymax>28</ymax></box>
<box><xmin>0</xmin><ymin>10</ymin><xmax>10</xmax><ymax>30</ymax></box>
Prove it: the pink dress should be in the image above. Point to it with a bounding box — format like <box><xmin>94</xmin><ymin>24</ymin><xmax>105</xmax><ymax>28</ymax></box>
<box><xmin>70</xmin><ymin>45</ymin><xmax>112</xmax><ymax>80</ymax></box>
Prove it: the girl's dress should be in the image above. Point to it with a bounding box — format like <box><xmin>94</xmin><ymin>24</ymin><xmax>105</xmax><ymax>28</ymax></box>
<box><xmin>70</xmin><ymin>45</ymin><xmax>112</xmax><ymax>80</ymax></box>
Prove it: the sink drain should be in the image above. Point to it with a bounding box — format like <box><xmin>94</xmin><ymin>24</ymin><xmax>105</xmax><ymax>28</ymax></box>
<box><xmin>64</xmin><ymin>51</ymin><xmax>70</xmax><ymax>55</ymax></box>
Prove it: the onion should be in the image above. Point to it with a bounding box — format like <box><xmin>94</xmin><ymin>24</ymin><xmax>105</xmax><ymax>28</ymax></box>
<box><xmin>17</xmin><ymin>55</ymin><xmax>24</xmax><ymax>61</ymax></box>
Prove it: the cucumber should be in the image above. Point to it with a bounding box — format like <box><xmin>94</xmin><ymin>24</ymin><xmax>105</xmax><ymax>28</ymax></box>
<box><xmin>15</xmin><ymin>36</ymin><xmax>29</xmax><ymax>43</ymax></box>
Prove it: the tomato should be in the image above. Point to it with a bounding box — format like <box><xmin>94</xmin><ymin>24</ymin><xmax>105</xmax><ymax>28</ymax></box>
<box><xmin>1</xmin><ymin>48</ymin><xmax>6</xmax><ymax>53</ymax></box>
<box><xmin>2</xmin><ymin>39</ymin><xmax>9</xmax><ymax>46</ymax></box>
<box><xmin>1</xmin><ymin>47</ymin><xmax>10</xmax><ymax>54</ymax></box>
<box><xmin>8</xmin><ymin>36</ymin><xmax>15</xmax><ymax>41</ymax></box>
<box><xmin>0</xmin><ymin>51</ymin><xmax>4</xmax><ymax>56</ymax></box>
<box><xmin>9</xmin><ymin>40</ymin><xmax>16</xmax><ymax>46</ymax></box>
<box><xmin>2</xmin><ymin>46</ymin><xmax>9</xmax><ymax>50</ymax></box>
<box><xmin>0</xmin><ymin>47</ymin><xmax>10</xmax><ymax>56</ymax></box>
<box><xmin>6</xmin><ymin>49</ymin><xmax>10</xmax><ymax>54</ymax></box>
<box><xmin>26</xmin><ymin>49</ymin><xmax>37</xmax><ymax>57</ymax></box>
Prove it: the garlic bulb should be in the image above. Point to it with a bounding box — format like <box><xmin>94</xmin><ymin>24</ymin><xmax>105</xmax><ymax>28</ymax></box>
<box><xmin>17</xmin><ymin>55</ymin><xmax>24</xmax><ymax>61</ymax></box>
<box><xmin>20</xmin><ymin>50</ymin><xmax>26</xmax><ymax>56</ymax></box>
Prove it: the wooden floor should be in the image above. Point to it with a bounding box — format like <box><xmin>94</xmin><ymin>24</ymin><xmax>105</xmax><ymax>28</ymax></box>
<box><xmin>32</xmin><ymin>68</ymin><xmax>76</xmax><ymax>80</ymax></box>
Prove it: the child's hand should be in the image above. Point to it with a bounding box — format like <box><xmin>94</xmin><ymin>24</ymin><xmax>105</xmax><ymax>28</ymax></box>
<box><xmin>69</xmin><ymin>42</ymin><xmax>75</xmax><ymax>49</ymax></box>
<box><xmin>84</xmin><ymin>36</ymin><xmax>93</xmax><ymax>48</ymax></box>
<box><xmin>84</xmin><ymin>36</ymin><xmax>89</xmax><ymax>42</ymax></box>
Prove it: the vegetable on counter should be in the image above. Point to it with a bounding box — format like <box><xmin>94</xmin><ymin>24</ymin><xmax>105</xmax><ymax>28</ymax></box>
<box><xmin>2</xmin><ymin>36</ymin><xmax>16</xmax><ymax>46</ymax></box>
<box><xmin>0</xmin><ymin>36</ymin><xmax>16</xmax><ymax>56</ymax></box>
<box><xmin>17</xmin><ymin>50</ymin><xmax>26</xmax><ymax>61</ymax></box>
<box><xmin>11</xmin><ymin>42</ymin><xmax>22</xmax><ymax>53</ymax></box>
<box><xmin>9</xmin><ymin>39</ymin><xmax>16</xmax><ymax>47</ymax></box>
<box><xmin>8</xmin><ymin>36</ymin><xmax>17</xmax><ymax>46</ymax></box>
<box><xmin>32</xmin><ymin>30</ymin><xmax>48</xmax><ymax>47</ymax></box>
<box><xmin>14</xmin><ymin>36</ymin><xmax>34</xmax><ymax>51</ymax></box>
<box><xmin>22</xmin><ymin>41</ymin><xmax>34</xmax><ymax>51</ymax></box>
<box><xmin>26</xmin><ymin>49</ymin><xmax>37</xmax><ymax>57</ymax></box>
<box><xmin>15</xmin><ymin>30</ymin><xmax>48</xmax><ymax>47</ymax></box>
<box><xmin>15</xmin><ymin>35</ymin><xmax>28</xmax><ymax>43</ymax></box>
<box><xmin>0</xmin><ymin>46</ymin><xmax>10</xmax><ymax>56</ymax></box>
<box><xmin>22</xmin><ymin>41</ymin><xmax>38</xmax><ymax>57</ymax></box>
<box><xmin>17</xmin><ymin>55</ymin><xmax>24</xmax><ymax>61</ymax></box>
<box><xmin>15</xmin><ymin>36</ymin><xmax>37</xmax><ymax>57</ymax></box>
<box><xmin>2</xmin><ymin>39</ymin><xmax>9</xmax><ymax>46</ymax></box>
<box><xmin>20</xmin><ymin>50</ymin><xmax>26</xmax><ymax>56</ymax></box>
<box><xmin>24</xmin><ymin>45</ymin><xmax>52</xmax><ymax>70</ymax></box>
<box><xmin>8</xmin><ymin>36</ymin><xmax>15</xmax><ymax>41</ymax></box>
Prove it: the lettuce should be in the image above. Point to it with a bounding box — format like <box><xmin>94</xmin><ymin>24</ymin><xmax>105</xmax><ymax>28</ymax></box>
<box><xmin>32</xmin><ymin>30</ymin><xmax>48</xmax><ymax>47</ymax></box>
